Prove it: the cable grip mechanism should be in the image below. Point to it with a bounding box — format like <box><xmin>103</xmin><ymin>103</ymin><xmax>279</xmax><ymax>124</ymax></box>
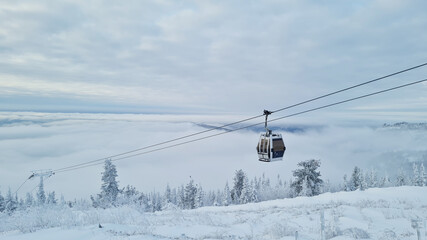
<box><xmin>263</xmin><ymin>110</ymin><xmax>272</xmax><ymax>136</ymax></box>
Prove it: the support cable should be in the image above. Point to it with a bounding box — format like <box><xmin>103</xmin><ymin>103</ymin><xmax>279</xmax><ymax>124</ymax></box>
<box><xmin>54</xmin><ymin>78</ymin><xmax>427</xmax><ymax>173</ymax></box>
<box><xmin>52</xmin><ymin>62</ymin><xmax>427</xmax><ymax>173</ymax></box>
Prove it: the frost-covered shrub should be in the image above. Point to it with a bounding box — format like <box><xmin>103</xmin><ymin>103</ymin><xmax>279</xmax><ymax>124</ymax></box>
<box><xmin>342</xmin><ymin>227</ymin><xmax>369</xmax><ymax>239</ymax></box>
<box><xmin>264</xmin><ymin>222</ymin><xmax>296</xmax><ymax>239</ymax></box>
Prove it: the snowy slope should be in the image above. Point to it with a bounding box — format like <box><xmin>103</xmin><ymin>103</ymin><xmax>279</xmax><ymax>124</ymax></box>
<box><xmin>1</xmin><ymin>186</ymin><xmax>426</xmax><ymax>240</ymax></box>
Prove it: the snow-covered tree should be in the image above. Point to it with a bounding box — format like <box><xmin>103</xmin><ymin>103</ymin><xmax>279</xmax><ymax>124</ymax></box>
<box><xmin>395</xmin><ymin>168</ymin><xmax>408</xmax><ymax>186</ymax></box>
<box><xmin>98</xmin><ymin>159</ymin><xmax>119</xmax><ymax>207</ymax></box>
<box><xmin>164</xmin><ymin>184</ymin><xmax>172</xmax><ymax>205</ymax></box>
<box><xmin>250</xmin><ymin>180</ymin><xmax>259</xmax><ymax>203</ymax></box>
<box><xmin>177</xmin><ymin>185</ymin><xmax>185</xmax><ymax>209</ymax></box>
<box><xmin>359</xmin><ymin>169</ymin><xmax>367</xmax><ymax>191</ymax></box>
<box><xmin>259</xmin><ymin>173</ymin><xmax>274</xmax><ymax>201</ymax></box>
<box><xmin>184</xmin><ymin>179</ymin><xmax>197</xmax><ymax>209</ymax></box>
<box><xmin>195</xmin><ymin>184</ymin><xmax>204</xmax><ymax>208</ymax></box>
<box><xmin>37</xmin><ymin>177</ymin><xmax>46</xmax><ymax>205</ymax></box>
<box><xmin>322</xmin><ymin>179</ymin><xmax>331</xmax><ymax>193</ymax></box>
<box><xmin>379</xmin><ymin>174</ymin><xmax>392</xmax><ymax>188</ymax></box>
<box><xmin>275</xmin><ymin>175</ymin><xmax>286</xmax><ymax>198</ymax></box>
<box><xmin>222</xmin><ymin>182</ymin><xmax>232</xmax><ymax>206</ymax></box>
<box><xmin>0</xmin><ymin>191</ymin><xmax>5</xmax><ymax>212</ymax></box>
<box><xmin>231</xmin><ymin>169</ymin><xmax>246</xmax><ymax>203</ymax></box>
<box><xmin>60</xmin><ymin>194</ymin><xmax>66</xmax><ymax>206</ymax></box>
<box><xmin>349</xmin><ymin>166</ymin><xmax>362</xmax><ymax>191</ymax></box>
<box><xmin>5</xmin><ymin>188</ymin><xmax>17</xmax><ymax>215</ymax></box>
<box><xmin>25</xmin><ymin>192</ymin><xmax>34</xmax><ymax>208</ymax></box>
<box><xmin>343</xmin><ymin>174</ymin><xmax>350</xmax><ymax>191</ymax></box>
<box><xmin>239</xmin><ymin>175</ymin><xmax>251</xmax><ymax>204</ymax></box>
<box><xmin>412</xmin><ymin>163</ymin><xmax>422</xmax><ymax>186</ymax></box>
<box><xmin>215</xmin><ymin>190</ymin><xmax>221</xmax><ymax>206</ymax></box>
<box><xmin>299</xmin><ymin>176</ymin><xmax>312</xmax><ymax>197</ymax></box>
<box><xmin>291</xmin><ymin>159</ymin><xmax>323</xmax><ymax>197</ymax></box>
<box><xmin>152</xmin><ymin>192</ymin><xmax>162</xmax><ymax>212</ymax></box>
<box><xmin>47</xmin><ymin>191</ymin><xmax>57</xmax><ymax>205</ymax></box>
<box><xmin>366</xmin><ymin>168</ymin><xmax>378</xmax><ymax>188</ymax></box>
<box><xmin>420</xmin><ymin>163</ymin><xmax>426</xmax><ymax>186</ymax></box>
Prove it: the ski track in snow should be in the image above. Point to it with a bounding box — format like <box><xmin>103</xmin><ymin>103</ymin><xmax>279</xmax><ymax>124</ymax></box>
<box><xmin>1</xmin><ymin>186</ymin><xmax>426</xmax><ymax>240</ymax></box>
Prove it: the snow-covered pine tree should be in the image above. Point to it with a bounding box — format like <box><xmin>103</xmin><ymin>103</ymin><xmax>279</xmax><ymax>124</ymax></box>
<box><xmin>195</xmin><ymin>184</ymin><xmax>204</xmax><ymax>208</ymax></box>
<box><xmin>291</xmin><ymin>159</ymin><xmax>323</xmax><ymax>197</ymax></box>
<box><xmin>299</xmin><ymin>176</ymin><xmax>312</xmax><ymax>197</ymax></box>
<box><xmin>379</xmin><ymin>174</ymin><xmax>392</xmax><ymax>188</ymax></box>
<box><xmin>231</xmin><ymin>169</ymin><xmax>246</xmax><ymax>204</ymax></box>
<box><xmin>184</xmin><ymin>179</ymin><xmax>197</xmax><ymax>209</ymax></box>
<box><xmin>343</xmin><ymin>174</ymin><xmax>349</xmax><ymax>191</ymax></box>
<box><xmin>420</xmin><ymin>163</ymin><xmax>426</xmax><ymax>186</ymax></box>
<box><xmin>288</xmin><ymin>178</ymin><xmax>296</xmax><ymax>197</ymax></box>
<box><xmin>366</xmin><ymin>168</ymin><xmax>378</xmax><ymax>188</ymax></box>
<box><xmin>239</xmin><ymin>175</ymin><xmax>251</xmax><ymax>204</ymax></box>
<box><xmin>139</xmin><ymin>192</ymin><xmax>149</xmax><ymax>212</ymax></box>
<box><xmin>359</xmin><ymin>169</ymin><xmax>367</xmax><ymax>191</ymax></box>
<box><xmin>215</xmin><ymin>190</ymin><xmax>222</xmax><ymax>206</ymax></box>
<box><xmin>154</xmin><ymin>192</ymin><xmax>162</xmax><ymax>212</ymax></box>
<box><xmin>177</xmin><ymin>185</ymin><xmax>185</xmax><ymax>209</ymax></box>
<box><xmin>170</xmin><ymin>187</ymin><xmax>177</xmax><ymax>205</ymax></box>
<box><xmin>395</xmin><ymin>168</ymin><xmax>408</xmax><ymax>186</ymax></box>
<box><xmin>18</xmin><ymin>198</ymin><xmax>24</xmax><ymax>210</ymax></box>
<box><xmin>253</xmin><ymin>177</ymin><xmax>261</xmax><ymax>193</ymax></box>
<box><xmin>205</xmin><ymin>190</ymin><xmax>214</xmax><ymax>206</ymax></box>
<box><xmin>5</xmin><ymin>188</ymin><xmax>17</xmax><ymax>215</ymax></box>
<box><xmin>60</xmin><ymin>194</ymin><xmax>66</xmax><ymax>206</ymax></box>
<box><xmin>37</xmin><ymin>177</ymin><xmax>46</xmax><ymax>205</ymax></box>
<box><xmin>47</xmin><ymin>191</ymin><xmax>57</xmax><ymax>205</ymax></box>
<box><xmin>25</xmin><ymin>192</ymin><xmax>34</xmax><ymax>208</ymax></box>
<box><xmin>412</xmin><ymin>163</ymin><xmax>421</xmax><ymax>186</ymax></box>
<box><xmin>275</xmin><ymin>174</ymin><xmax>286</xmax><ymax>199</ymax></box>
<box><xmin>164</xmin><ymin>184</ymin><xmax>172</xmax><ymax>205</ymax></box>
<box><xmin>222</xmin><ymin>182</ymin><xmax>232</xmax><ymax>206</ymax></box>
<box><xmin>0</xmin><ymin>191</ymin><xmax>5</xmax><ymax>212</ymax></box>
<box><xmin>349</xmin><ymin>166</ymin><xmax>362</xmax><ymax>191</ymax></box>
<box><xmin>250</xmin><ymin>179</ymin><xmax>259</xmax><ymax>203</ymax></box>
<box><xmin>120</xmin><ymin>185</ymin><xmax>139</xmax><ymax>205</ymax></box>
<box><xmin>99</xmin><ymin>159</ymin><xmax>119</xmax><ymax>207</ymax></box>
<box><xmin>259</xmin><ymin>173</ymin><xmax>273</xmax><ymax>201</ymax></box>
<box><xmin>322</xmin><ymin>179</ymin><xmax>331</xmax><ymax>193</ymax></box>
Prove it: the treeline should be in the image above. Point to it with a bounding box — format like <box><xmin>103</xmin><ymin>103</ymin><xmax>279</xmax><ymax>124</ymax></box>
<box><xmin>0</xmin><ymin>160</ymin><xmax>426</xmax><ymax>216</ymax></box>
<box><xmin>88</xmin><ymin>159</ymin><xmax>323</xmax><ymax>211</ymax></box>
<box><xmin>342</xmin><ymin>162</ymin><xmax>426</xmax><ymax>191</ymax></box>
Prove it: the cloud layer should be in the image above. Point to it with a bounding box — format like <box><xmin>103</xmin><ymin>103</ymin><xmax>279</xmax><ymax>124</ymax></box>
<box><xmin>1</xmin><ymin>112</ymin><xmax>426</xmax><ymax>199</ymax></box>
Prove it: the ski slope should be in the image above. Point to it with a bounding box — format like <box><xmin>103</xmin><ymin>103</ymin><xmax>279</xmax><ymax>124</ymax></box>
<box><xmin>1</xmin><ymin>186</ymin><xmax>426</xmax><ymax>240</ymax></box>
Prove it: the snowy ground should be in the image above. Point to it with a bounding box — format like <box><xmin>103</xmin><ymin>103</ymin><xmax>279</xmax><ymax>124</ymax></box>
<box><xmin>1</xmin><ymin>186</ymin><xmax>427</xmax><ymax>240</ymax></box>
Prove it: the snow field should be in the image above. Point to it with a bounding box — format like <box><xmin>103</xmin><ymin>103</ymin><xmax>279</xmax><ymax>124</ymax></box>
<box><xmin>1</xmin><ymin>186</ymin><xmax>426</xmax><ymax>240</ymax></box>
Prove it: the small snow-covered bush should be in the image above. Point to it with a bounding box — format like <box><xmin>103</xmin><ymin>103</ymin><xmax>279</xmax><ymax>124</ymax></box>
<box><xmin>342</xmin><ymin>227</ymin><xmax>369</xmax><ymax>239</ymax></box>
<box><xmin>264</xmin><ymin>222</ymin><xmax>296</xmax><ymax>239</ymax></box>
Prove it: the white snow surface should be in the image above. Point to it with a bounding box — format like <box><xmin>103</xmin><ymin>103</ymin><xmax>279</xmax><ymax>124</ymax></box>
<box><xmin>1</xmin><ymin>186</ymin><xmax>426</xmax><ymax>240</ymax></box>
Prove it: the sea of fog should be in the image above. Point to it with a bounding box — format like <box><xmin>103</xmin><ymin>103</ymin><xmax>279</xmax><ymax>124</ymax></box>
<box><xmin>0</xmin><ymin>111</ymin><xmax>426</xmax><ymax>200</ymax></box>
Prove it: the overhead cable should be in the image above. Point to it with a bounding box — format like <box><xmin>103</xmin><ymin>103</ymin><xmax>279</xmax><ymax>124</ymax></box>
<box><xmin>54</xmin><ymin>78</ymin><xmax>427</xmax><ymax>173</ymax></box>
<box><xmin>53</xmin><ymin>62</ymin><xmax>427</xmax><ymax>173</ymax></box>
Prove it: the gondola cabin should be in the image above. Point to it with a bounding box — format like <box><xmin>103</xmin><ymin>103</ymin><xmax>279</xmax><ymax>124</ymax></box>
<box><xmin>256</xmin><ymin>132</ymin><xmax>286</xmax><ymax>162</ymax></box>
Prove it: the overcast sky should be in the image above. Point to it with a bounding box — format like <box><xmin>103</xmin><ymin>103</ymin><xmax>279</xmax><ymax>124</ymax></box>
<box><xmin>0</xmin><ymin>0</ymin><xmax>426</xmax><ymax>116</ymax></box>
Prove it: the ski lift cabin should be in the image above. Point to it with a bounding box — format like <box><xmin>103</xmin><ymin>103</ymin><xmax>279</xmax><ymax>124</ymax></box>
<box><xmin>256</xmin><ymin>110</ymin><xmax>286</xmax><ymax>162</ymax></box>
<box><xmin>257</xmin><ymin>132</ymin><xmax>285</xmax><ymax>162</ymax></box>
